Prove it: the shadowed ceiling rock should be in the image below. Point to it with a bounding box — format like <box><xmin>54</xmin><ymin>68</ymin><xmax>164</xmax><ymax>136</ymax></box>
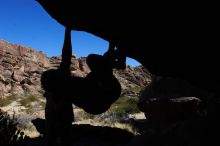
<box><xmin>36</xmin><ymin>0</ymin><xmax>219</xmax><ymax>93</ymax></box>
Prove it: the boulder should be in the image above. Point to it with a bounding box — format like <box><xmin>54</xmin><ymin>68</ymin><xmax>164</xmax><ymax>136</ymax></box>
<box><xmin>18</xmin><ymin>65</ymin><xmax>25</xmax><ymax>72</ymax></box>
<box><xmin>12</xmin><ymin>70</ymin><xmax>25</xmax><ymax>82</ymax></box>
<box><xmin>139</xmin><ymin>76</ymin><xmax>212</xmax><ymax>101</ymax></box>
<box><xmin>137</xmin><ymin>76</ymin><xmax>212</xmax><ymax>127</ymax></box>
<box><xmin>139</xmin><ymin>97</ymin><xmax>200</xmax><ymax>123</ymax></box>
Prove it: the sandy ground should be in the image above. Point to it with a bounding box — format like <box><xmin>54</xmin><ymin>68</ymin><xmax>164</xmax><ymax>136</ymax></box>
<box><xmin>0</xmin><ymin>101</ymin><xmax>45</xmax><ymax>137</ymax></box>
<box><xmin>1</xmin><ymin>101</ymin><xmax>146</xmax><ymax>138</ymax></box>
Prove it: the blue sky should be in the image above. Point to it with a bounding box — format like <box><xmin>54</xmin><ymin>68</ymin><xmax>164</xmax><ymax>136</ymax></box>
<box><xmin>0</xmin><ymin>0</ymin><xmax>140</xmax><ymax>66</ymax></box>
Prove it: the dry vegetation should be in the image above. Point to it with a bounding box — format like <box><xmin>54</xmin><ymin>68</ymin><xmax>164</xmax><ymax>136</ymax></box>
<box><xmin>0</xmin><ymin>92</ymin><xmax>145</xmax><ymax>146</ymax></box>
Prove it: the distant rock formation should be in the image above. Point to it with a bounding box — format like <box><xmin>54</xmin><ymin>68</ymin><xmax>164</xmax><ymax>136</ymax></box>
<box><xmin>0</xmin><ymin>39</ymin><xmax>151</xmax><ymax>98</ymax></box>
<box><xmin>0</xmin><ymin>40</ymin><xmax>50</xmax><ymax>97</ymax></box>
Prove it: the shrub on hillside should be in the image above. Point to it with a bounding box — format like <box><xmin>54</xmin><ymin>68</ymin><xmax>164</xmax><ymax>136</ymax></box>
<box><xmin>75</xmin><ymin>96</ymin><xmax>140</xmax><ymax>122</ymax></box>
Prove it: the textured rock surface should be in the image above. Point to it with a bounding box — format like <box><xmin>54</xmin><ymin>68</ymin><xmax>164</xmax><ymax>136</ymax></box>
<box><xmin>138</xmin><ymin>97</ymin><xmax>201</xmax><ymax>125</ymax></box>
<box><xmin>138</xmin><ymin>76</ymin><xmax>212</xmax><ymax>125</ymax></box>
<box><xmin>0</xmin><ymin>39</ymin><xmax>151</xmax><ymax>98</ymax></box>
<box><xmin>0</xmin><ymin>40</ymin><xmax>50</xmax><ymax>97</ymax></box>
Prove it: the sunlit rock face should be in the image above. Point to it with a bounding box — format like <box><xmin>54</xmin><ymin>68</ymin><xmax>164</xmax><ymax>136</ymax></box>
<box><xmin>0</xmin><ymin>40</ymin><xmax>50</xmax><ymax>97</ymax></box>
<box><xmin>0</xmin><ymin>40</ymin><xmax>50</xmax><ymax>68</ymax></box>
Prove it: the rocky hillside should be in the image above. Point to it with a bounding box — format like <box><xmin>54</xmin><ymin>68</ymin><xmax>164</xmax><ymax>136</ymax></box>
<box><xmin>0</xmin><ymin>39</ymin><xmax>151</xmax><ymax>98</ymax></box>
<box><xmin>0</xmin><ymin>40</ymin><xmax>50</xmax><ymax>97</ymax></box>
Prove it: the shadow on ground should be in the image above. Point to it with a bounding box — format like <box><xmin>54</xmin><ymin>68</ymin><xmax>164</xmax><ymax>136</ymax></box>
<box><xmin>25</xmin><ymin>118</ymin><xmax>134</xmax><ymax>146</ymax></box>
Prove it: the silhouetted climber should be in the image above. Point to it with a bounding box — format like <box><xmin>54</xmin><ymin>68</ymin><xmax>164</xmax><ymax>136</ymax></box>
<box><xmin>70</xmin><ymin>42</ymin><xmax>124</xmax><ymax>114</ymax></box>
<box><xmin>41</xmin><ymin>28</ymin><xmax>73</xmax><ymax>146</ymax></box>
<box><xmin>73</xmin><ymin>52</ymin><xmax>122</xmax><ymax>114</ymax></box>
<box><xmin>42</xmin><ymin>35</ymin><xmax>123</xmax><ymax>115</ymax></box>
<box><xmin>41</xmin><ymin>27</ymin><xmax>123</xmax><ymax>145</ymax></box>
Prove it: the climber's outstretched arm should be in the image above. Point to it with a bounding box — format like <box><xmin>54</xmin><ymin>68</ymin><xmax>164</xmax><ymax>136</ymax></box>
<box><xmin>60</xmin><ymin>27</ymin><xmax>72</xmax><ymax>71</ymax></box>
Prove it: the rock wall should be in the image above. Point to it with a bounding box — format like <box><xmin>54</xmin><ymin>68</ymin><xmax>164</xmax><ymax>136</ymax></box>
<box><xmin>0</xmin><ymin>40</ymin><xmax>51</xmax><ymax>97</ymax></box>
